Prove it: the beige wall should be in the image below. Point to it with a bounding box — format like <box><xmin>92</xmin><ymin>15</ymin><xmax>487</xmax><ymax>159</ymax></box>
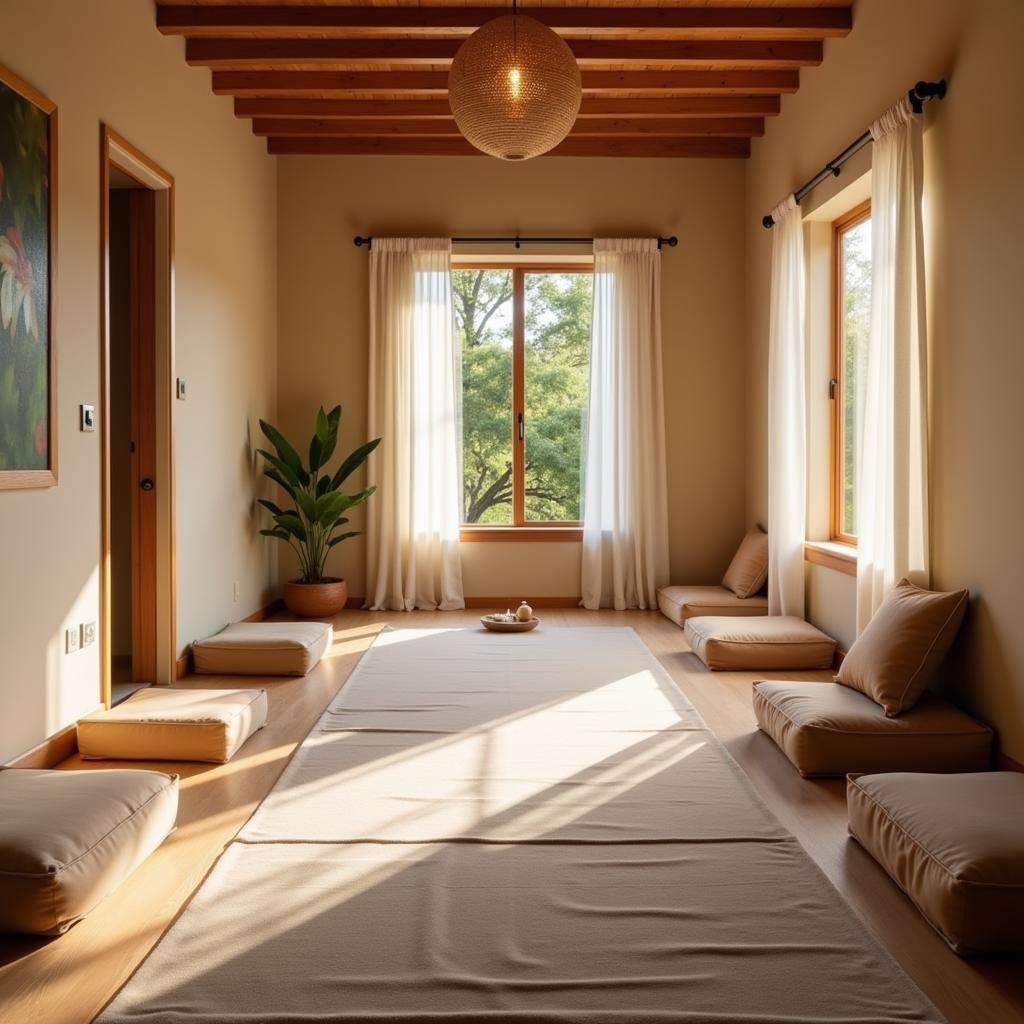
<box><xmin>745</xmin><ymin>0</ymin><xmax>1024</xmax><ymax>758</ymax></box>
<box><xmin>0</xmin><ymin>0</ymin><xmax>278</xmax><ymax>761</ymax></box>
<box><xmin>277</xmin><ymin>155</ymin><xmax>749</xmax><ymax>601</ymax></box>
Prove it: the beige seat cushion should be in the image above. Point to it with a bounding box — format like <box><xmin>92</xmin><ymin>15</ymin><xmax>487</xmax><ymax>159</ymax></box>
<box><xmin>685</xmin><ymin>615</ymin><xmax>835</xmax><ymax>671</ymax></box>
<box><xmin>721</xmin><ymin>526</ymin><xmax>769</xmax><ymax>598</ymax></box>
<box><xmin>753</xmin><ymin>680</ymin><xmax>992</xmax><ymax>778</ymax></box>
<box><xmin>193</xmin><ymin>621</ymin><xmax>332</xmax><ymax>676</ymax></box>
<box><xmin>836</xmin><ymin>579</ymin><xmax>969</xmax><ymax>716</ymax></box>
<box><xmin>848</xmin><ymin>772</ymin><xmax>1024</xmax><ymax>954</ymax></box>
<box><xmin>78</xmin><ymin>688</ymin><xmax>268</xmax><ymax>763</ymax></box>
<box><xmin>657</xmin><ymin>586</ymin><xmax>768</xmax><ymax>628</ymax></box>
<box><xmin>0</xmin><ymin>767</ymin><xmax>178</xmax><ymax>934</ymax></box>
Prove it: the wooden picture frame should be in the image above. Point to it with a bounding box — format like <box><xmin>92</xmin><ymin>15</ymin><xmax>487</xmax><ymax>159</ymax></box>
<box><xmin>0</xmin><ymin>64</ymin><xmax>57</xmax><ymax>489</ymax></box>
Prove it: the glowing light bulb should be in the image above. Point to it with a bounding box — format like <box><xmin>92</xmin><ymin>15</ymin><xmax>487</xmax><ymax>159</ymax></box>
<box><xmin>508</xmin><ymin>66</ymin><xmax>522</xmax><ymax>99</ymax></box>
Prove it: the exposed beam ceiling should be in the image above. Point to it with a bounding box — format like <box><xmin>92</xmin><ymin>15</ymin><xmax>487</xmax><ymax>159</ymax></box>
<box><xmin>156</xmin><ymin>1</ymin><xmax>853</xmax><ymax>157</ymax></box>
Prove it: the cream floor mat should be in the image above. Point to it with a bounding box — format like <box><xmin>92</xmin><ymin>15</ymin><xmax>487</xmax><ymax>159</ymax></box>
<box><xmin>98</xmin><ymin>627</ymin><xmax>944</xmax><ymax>1023</ymax></box>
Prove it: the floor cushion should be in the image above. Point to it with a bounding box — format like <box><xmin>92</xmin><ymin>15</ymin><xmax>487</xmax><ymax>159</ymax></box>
<box><xmin>685</xmin><ymin>615</ymin><xmax>836</xmax><ymax>670</ymax></box>
<box><xmin>657</xmin><ymin>586</ymin><xmax>768</xmax><ymax>628</ymax></box>
<box><xmin>753</xmin><ymin>681</ymin><xmax>993</xmax><ymax>778</ymax></box>
<box><xmin>721</xmin><ymin>525</ymin><xmax>769</xmax><ymax>598</ymax></box>
<box><xmin>192</xmin><ymin>621</ymin><xmax>332</xmax><ymax>676</ymax></box>
<box><xmin>848</xmin><ymin>772</ymin><xmax>1024</xmax><ymax>954</ymax></box>
<box><xmin>78</xmin><ymin>687</ymin><xmax>268</xmax><ymax>763</ymax></box>
<box><xmin>0</xmin><ymin>767</ymin><xmax>178</xmax><ymax>934</ymax></box>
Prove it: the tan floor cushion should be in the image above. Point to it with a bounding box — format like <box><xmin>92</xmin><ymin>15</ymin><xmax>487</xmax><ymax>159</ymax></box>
<box><xmin>753</xmin><ymin>681</ymin><xmax>993</xmax><ymax>778</ymax></box>
<box><xmin>657</xmin><ymin>585</ymin><xmax>768</xmax><ymax>628</ymax></box>
<box><xmin>686</xmin><ymin>615</ymin><xmax>836</xmax><ymax>670</ymax></box>
<box><xmin>193</xmin><ymin>621</ymin><xmax>332</xmax><ymax>676</ymax></box>
<box><xmin>78</xmin><ymin>688</ymin><xmax>268</xmax><ymax>763</ymax></box>
<box><xmin>848</xmin><ymin>772</ymin><xmax>1024</xmax><ymax>954</ymax></box>
<box><xmin>0</xmin><ymin>767</ymin><xmax>178</xmax><ymax>935</ymax></box>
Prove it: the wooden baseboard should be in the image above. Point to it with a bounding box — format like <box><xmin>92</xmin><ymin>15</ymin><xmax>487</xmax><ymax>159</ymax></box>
<box><xmin>465</xmin><ymin>596</ymin><xmax>581</xmax><ymax>609</ymax></box>
<box><xmin>5</xmin><ymin>705</ymin><xmax>104</xmax><ymax>769</ymax></box>
<box><xmin>998</xmin><ymin>753</ymin><xmax>1024</xmax><ymax>773</ymax></box>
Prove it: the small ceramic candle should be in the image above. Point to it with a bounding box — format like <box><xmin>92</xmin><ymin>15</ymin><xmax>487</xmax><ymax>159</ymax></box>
<box><xmin>516</xmin><ymin>602</ymin><xmax>533</xmax><ymax>622</ymax></box>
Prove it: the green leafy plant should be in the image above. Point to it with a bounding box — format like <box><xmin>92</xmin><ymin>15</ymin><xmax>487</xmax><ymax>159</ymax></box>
<box><xmin>257</xmin><ymin>405</ymin><xmax>380</xmax><ymax>584</ymax></box>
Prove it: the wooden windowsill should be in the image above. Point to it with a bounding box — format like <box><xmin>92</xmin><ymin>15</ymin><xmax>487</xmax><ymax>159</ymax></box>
<box><xmin>460</xmin><ymin>526</ymin><xmax>583</xmax><ymax>543</ymax></box>
<box><xmin>804</xmin><ymin>540</ymin><xmax>857</xmax><ymax>577</ymax></box>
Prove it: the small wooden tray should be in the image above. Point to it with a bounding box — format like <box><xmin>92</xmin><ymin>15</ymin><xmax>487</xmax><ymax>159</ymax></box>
<box><xmin>480</xmin><ymin>615</ymin><xmax>541</xmax><ymax>633</ymax></box>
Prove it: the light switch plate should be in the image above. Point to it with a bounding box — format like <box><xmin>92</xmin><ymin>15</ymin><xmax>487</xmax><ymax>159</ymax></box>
<box><xmin>80</xmin><ymin>404</ymin><xmax>96</xmax><ymax>432</ymax></box>
<box><xmin>82</xmin><ymin>621</ymin><xmax>97</xmax><ymax>647</ymax></box>
<box><xmin>65</xmin><ymin>627</ymin><xmax>80</xmax><ymax>654</ymax></box>
<box><xmin>176</xmin><ymin>378</ymin><xmax>187</xmax><ymax>400</ymax></box>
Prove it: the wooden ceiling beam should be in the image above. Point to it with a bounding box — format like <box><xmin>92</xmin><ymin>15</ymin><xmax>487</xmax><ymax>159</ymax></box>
<box><xmin>213</xmin><ymin>69</ymin><xmax>799</xmax><ymax>98</ymax></box>
<box><xmin>158</xmin><ymin>5</ymin><xmax>852</xmax><ymax>40</ymax></box>
<box><xmin>187</xmin><ymin>38</ymin><xmax>821</xmax><ymax>70</ymax></box>
<box><xmin>234</xmin><ymin>95</ymin><xmax>782</xmax><ymax>119</ymax></box>
<box><xmin>265</xmin><ymin>136</ymin><xmax>752</xmax><ymax>158</ymax></box>
<box><xmin>250</xmin><ymin>116</ymin><xmax>765</xmax><ymax>138</ymax></box>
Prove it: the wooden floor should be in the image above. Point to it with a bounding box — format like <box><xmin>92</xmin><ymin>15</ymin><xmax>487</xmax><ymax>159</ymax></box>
<box><xmin>1</xmin><ymin>609</ymin><xmax>1021</xmax><ymax>1024</ymax></box>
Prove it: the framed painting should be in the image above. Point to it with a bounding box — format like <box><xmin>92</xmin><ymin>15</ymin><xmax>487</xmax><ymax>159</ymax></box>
<box><xmin>0</xmin><ymin>65</ymin><xmax>57</xmax><ymax>489</ymax></box>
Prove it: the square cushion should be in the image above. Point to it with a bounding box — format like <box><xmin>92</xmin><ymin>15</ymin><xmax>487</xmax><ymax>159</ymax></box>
<box><xmin>657</xmin><ymin>586</ymin><xmax>768</xmax><ymax>628</ymax></box>
<box><xmin>721</xmin><ymin>526</ymin><xmax>769</xmax><ymax>598</ymax></box>
<box><xmin>686</xmin><ymin>615</ymin><xmax>836</xmax><ymax>671</ymax></box>
<box><xmin>753</xmin><ymin>680</ymin><xmax>992</xmax><ymax>778</ymax></box>
<box><xmin>836</xmin><ymin>578</ymin><xmax>969</xmax><ymax>716</ymax></box>
<box><xmin>77</xmin><ymin>688</ymin><xmax>268</xmax><ymax>763</ymax></box>
<box><xmin>0</xmin><ymin>767</ymin><xmax>178</xmax><ymax>934</ymax></box>
<box><xmin>848</xmin><ymin>772</ymin><xmax>1024</xmax><ymax>954</ymax></box>
<box><xmin>193</xmin><ymin>621</ymin><xmax>332</xmax><ymax>676</ymax></box>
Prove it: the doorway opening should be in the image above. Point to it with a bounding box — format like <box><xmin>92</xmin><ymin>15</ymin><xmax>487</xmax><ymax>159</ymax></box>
<box><xmin>101</xmin><ymin>128</ymin><xmax>176</xmax><ymax>707</ymax></box>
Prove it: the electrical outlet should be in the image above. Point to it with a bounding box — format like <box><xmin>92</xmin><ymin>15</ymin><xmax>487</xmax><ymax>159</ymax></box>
<box><xmin>233</xmin><ymin>581</ymin><xmax>240</xmax><ymax>602</ymax></box>
<box><xmin>65</xmin><ymin>627</ymin><xmax>80</xmax><ymax>654</ymax></box>
<box><xmin>81</xmin><ymin>621</ymin><xmax>97</xmax><ymax>647</ymax></box>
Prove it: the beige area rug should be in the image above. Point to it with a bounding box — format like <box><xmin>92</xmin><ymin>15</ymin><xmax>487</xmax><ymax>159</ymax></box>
<box><xmin>98</xmin><ymin>627</ymin><xmax>944</xmax><ymax>1023</ymax></box>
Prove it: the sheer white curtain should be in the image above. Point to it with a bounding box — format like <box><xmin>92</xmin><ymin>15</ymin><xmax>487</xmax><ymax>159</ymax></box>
<box><xmin>581</xmin><ymin>239</ymin><xmax>669</xmax><ymax>610</ymax></box>
<box><xmin>766</xmin><ymin>194</ymin><xmax>807</xmax><ymax>618</ymax></box>
<box><xmin>366</xmin><ymin>238</ymin><xmax>465</xmax><ymax>611</ymax></box>
<box><xmin>856</xmin><ymin>97</ymin><xmax>929</xmax><ymax>632</ymax></box>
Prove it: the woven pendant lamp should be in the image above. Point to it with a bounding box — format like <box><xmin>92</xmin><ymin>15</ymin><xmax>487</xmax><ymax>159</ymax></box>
<box><xmin>448</xmin><ymin>1</ymin><xmax>582</xmax><ymax>161</ymax></box>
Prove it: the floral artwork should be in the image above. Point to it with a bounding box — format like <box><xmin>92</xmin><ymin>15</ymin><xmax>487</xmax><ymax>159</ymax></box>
<box><xmin>0</xmin><ymin>67</ymin><xmax>55</xmax><ymax>484</ymax></box>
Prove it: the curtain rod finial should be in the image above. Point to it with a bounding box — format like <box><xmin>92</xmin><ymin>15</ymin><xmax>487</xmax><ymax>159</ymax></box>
<box><xmin>354</xmin><ymin>235</ymin><xmax>371</xmax><ymax>248</ymax></box>
<box><xmin>762</xmin><ymin>214</ymin><xmax>775</xmax><ymax>230</ymax></box>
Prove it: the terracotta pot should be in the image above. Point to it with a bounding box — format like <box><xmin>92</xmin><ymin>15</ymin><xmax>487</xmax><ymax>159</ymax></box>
<box><xmin>283</xmin><ymin>578</ymin><xmax>348</xmax><ymax>618</ymax></box>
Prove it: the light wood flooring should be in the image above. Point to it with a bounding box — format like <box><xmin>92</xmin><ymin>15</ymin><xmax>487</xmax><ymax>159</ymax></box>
<box><xmin>1</xmin><ymin>609</ymin><xmax>1021</xmax><ymax>1024</ymax></box>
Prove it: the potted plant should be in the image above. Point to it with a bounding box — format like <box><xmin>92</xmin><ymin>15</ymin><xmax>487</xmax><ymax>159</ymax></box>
<box><xmin>257</xmin><ymin>405</ymin><xmax>380</xmax><ymax>618</ymax></box>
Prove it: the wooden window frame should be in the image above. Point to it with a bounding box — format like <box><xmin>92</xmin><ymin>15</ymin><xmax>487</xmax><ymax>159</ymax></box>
<box><xmin>830</xmin><ymin>199</ymin><xmax>871</xmax><ymax>547</ymax></box>
<box><xmin>455</xmin><ymin>262</ymin><xmax>591</xmax><ymax>540</ymax></box>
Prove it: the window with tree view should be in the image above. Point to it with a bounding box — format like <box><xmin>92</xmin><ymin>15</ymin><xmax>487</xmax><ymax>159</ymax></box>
<box><xmin>832</xmin><ymin>202</ymin><xmax>871</xmax><ymax>544</ymax></box>
<box><xmin>453</xmin><ymin>266</ymin><xmax>592</xmax><ymax>527</ymax></box>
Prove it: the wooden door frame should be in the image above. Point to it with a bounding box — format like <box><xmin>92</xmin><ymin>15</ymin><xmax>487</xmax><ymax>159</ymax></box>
<box><xmin>100</xmin><ymin>126</ymin><xmax>176</xmax><ymax>707</ymax></box>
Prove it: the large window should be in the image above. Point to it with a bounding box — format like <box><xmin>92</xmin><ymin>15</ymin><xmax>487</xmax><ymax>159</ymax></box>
<box><xmin>831</xmin><ymin>201</ymin><xmax>871</xmax><ymax>544</ymax></box>
<box><xmin>453</xmin><ymin>265</ymin><xmax>592</xmax><ymax>529</ymax></box>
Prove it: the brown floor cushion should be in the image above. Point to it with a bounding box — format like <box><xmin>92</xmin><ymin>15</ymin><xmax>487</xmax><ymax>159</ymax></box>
<box><xmin>193</xmin><ymin>621</ymin><xmax>332</xmax><ymax>676</ymax></box>
<box><xmin>753</xmin><ymin>681</ymin><xmax>992</xmax><ymax>778</ymax></box>
<box><xmin>78</xmin><ymin>688</ymin><xmax>268</xmax><ymax>763</ymax></box>
<box><xmin>657</xmin><ymin>586</ymin><xmax>768</xmax><ymax>628</ymax></box>
<box><xmin>685</xmin><ymin>615</ymin><xmax>836</xmax><ymax>670</ymax></box>
<box><xmin>0</xmin><ymin>767</ymin><xmax>178</xmax><ymax>935</ymax></box>
<box><xmin>848</xmin><ymin>772</ymin><xmax>1024</xmax><ymax>954</ymax></box>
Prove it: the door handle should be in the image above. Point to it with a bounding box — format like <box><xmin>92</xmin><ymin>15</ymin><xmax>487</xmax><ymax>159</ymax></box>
<box><xmin>140</xmin><ymin>478</ymin><xmax>155</xmax><ymax>492</ymax></box>
<box><xmin>517</xmin><ymin>413</ymin><xmax>524</xmax><ymax>442</ymax></box>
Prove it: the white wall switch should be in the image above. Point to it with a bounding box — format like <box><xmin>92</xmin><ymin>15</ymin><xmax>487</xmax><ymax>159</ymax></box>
<box><xmin>82</xmin><ymin>621</ymin><xmax>97</xmax><ymax>647</ymax></box>
<box><xmin>80</xmin><ymin>404</ymin><xmax>96</xmax><ymax>432</ymax></box>
<box><xmin>65</xmin><ymin>627</ymin><xmax>80</xmax><ymax>654</ymax></box>
<box><xmin>176</xmin><ymin>378</ymin><xmax>187</xmax><ymax>400</ymax></box>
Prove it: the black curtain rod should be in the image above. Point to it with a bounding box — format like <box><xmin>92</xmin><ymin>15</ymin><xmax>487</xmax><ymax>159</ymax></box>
<box><xmin>761</xmin><ymin>80</ymin><xmax>947</xmax><ymax>229</ymax></box>
<box><xmin>353</xmin><ymin>235</ymin><xmax>678</xmax><ymax>250</ymax></box>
